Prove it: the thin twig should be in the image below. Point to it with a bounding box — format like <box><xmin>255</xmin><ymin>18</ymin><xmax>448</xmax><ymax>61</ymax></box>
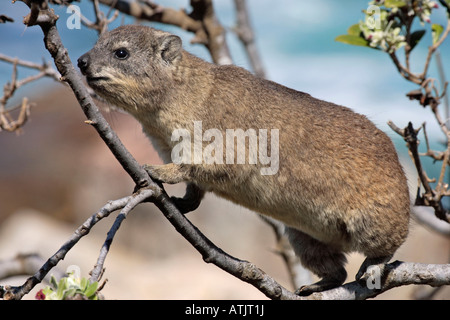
<box><xmin>0</xmin><ymin>53</ymin><xmax>60</xmax><ymax>132</ymax></box>
<box><xmin>421</xmin><ymin>17</ymin><xmax>450</xmax><ymax>80</ymax></box>
<box><xmin>89</xmin><ymin>189</ymin><xmax>154</xmax><ymax>283</ymax></box>
<box><xmin>79</xmin><ymin>0</ymin><xmax>119</xmax><ymax>34</ymax></box>
<box><xmin>389</xmin><ymin>51</ymin><xmax>422</xmax><ymax>84</ymax></box>
<box><xmin>0</xmin><ymin>54</ymin><xmax>60</xmax><ymax>80</ymax></box>
<box><xmin>388</xmin><ymin>120</ymin><xmax>450</xmax><ymax>222</ymax></box>
<box><xmin>0</xmin><ymin>196</ymin><xmax>131</xmax><ymax>300</ymax></box>
<box><xmin>411</xmin><ymin>206</ymin><xmax>450</xmax><ymax>236</ymax></box>
<box><xmin>309</xmin><ymin>261</ymin><xmax>450</xmax><ymax>300</ymax></box>
<box><xmin>233</xmin><ymin>0</ymin><xmax>265</xmax><ymax>77</ymax></box>
<box><xmin>420</xmin><ymin>122</ymin><xmax>446</xmax><ymax>161</ymax></box>
<box><xmin>0</xmin><ymin>97</ymin><xmax>32</xmax><ymax>132</ymax></box>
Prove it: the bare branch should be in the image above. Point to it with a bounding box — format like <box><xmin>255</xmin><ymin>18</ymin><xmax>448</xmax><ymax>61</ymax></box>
<box><xmin>0</xmin><ymin>196</ymin><xmax>131</xmax><ymax>300</ymax></box>
<box><xmin>309</xmin><ymin>261</ymin><xmax>450</xmax><ymax>300</ymax></box>
<box><xmin>151</xmin><ymin>192</ymin><xmax>298</xmax><ymax>300</ymax></box>
<box><xmin>388</xmin><ymin>121</ymin><xmax>450</xmax><ymax>223</ymax></box>
<box><xmin>97</xmin><ymin>0</ymin><xmax>201</xmax><ymax>33</ymax></box>
<box><xmin>0</xmin><ymin>54</ymin><xmax>60</xmax><ymax>132</ymax></box>
<box><xmin>89</xmin><ymin>188</ymin><xmax>155</xmax><ymax>283</ymax></box>
<box><xmin>78</xmin><ymin>0</ymin><xmax>119</xmax><ymax>34</ymax></box>
<box><xmin>411</xmin><ymin>206</ymin><xmax>450</xmax><ymax>236</ymax></box>
<box><xmin>421</xmin><ymin>16</ymin><xmax>450</xmax><ymax>80</ymax></box>
<box><xmin>233</xmin><ymin>0</ymin><xmax>265</xmax><ymax>77</ymax></box>
<box><xmin>0</xmin><ymin>97</ymin><xmax>32</xmax><ymax>133</ymax></box>
<box><xmin>389</xmin><ymin>51</ymin><xmax>422</xmax><ymax>84</ymax></box>
<box><xmin>0</xmin><ymin>54</ymin><xmax>60</xmax><ymax>80</ymax></box>
<box><xmin>0</xmin><ymin>14</ymin><xmax>14</xmax><ymax>23</ymax></box>
<box><xmin>190</xmin><ymin>0</ymin><xmax>232</xmax><ymax>65</ymax></box>
<box><xmin>0</xmin><ymin>52</ymin><xmax>105</xmax><ymax>115</ymax></box>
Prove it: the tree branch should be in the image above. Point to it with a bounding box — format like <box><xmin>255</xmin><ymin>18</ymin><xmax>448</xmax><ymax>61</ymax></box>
<box><xmin>0</xmin><ymin>14</ymin><xmax>14</xmax><ymax>23</ymax></box>
<box><xmin>389</xmin><ymin>51</ymin><xmax>422</xmax><ymax>85</ymax></box>
<box><xmin>421</xmin><ymin>16</ymin><xmax>450</xmax><ymax>80</ymax></box>
<box><xmin>0</xmin><ymin>195</ymin><xmax>131</xmax><ymax>300</ymax></box>
<box><xmin>411</xmin><ymin>206</ymin><xmax>450</xmax><ymax>236</ymax></box>
<box><xmin>95</xmin><ymin>0</ymin><xmax>201</xmax><ymax>32</ymax></box>
<box><xmin>78</xmin><ymin>0</ymin><xmax>119</xmax><ymax>34</ymax></box>
<box><xmin>233</xmin><ymin>0</ymin><xmax>265</xmax><ymax>77</ymax></box>
<box><xmin>189</xmin><ymin>0</ymin><xmax>232</xmax><ymax>65</ymax></box>
<box><xmin>0</xmin><ymin>54</ymin><xmax>59</xmax><ymax>132</ymax></box>
<box><xmin>308</xmin><ymin>261</ymin><xmax>450</xmax><ymax>300</ymax></box>
<box><xmin>89</xmin><ymin>189</ymin><xmax>155</xmax><ymax>283</ymax></box>
<box><xmin>388</xmin><ymin>121</ymin><xmax>450</xmax><ymax>223</ymax></box>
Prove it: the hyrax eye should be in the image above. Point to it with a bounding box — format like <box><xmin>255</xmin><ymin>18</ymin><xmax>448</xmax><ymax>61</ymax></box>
<box><xmin>114</xmin><ymin>48</ymin><xmax>129</xmax><ymax>60</ymax></box>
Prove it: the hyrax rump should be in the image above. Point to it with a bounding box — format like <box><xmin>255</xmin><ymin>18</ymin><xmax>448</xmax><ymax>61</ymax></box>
<box><xmin>78</xmin><ymin>25</ymin><xmax>410</xmax><ymax>295</ymax></box>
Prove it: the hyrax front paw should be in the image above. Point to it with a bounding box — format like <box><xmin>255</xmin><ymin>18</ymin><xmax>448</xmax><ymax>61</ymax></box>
<box><xmin>143</xmin><ymin>163</ymin><xmax>187</xmax><ymax>184</ymax></box>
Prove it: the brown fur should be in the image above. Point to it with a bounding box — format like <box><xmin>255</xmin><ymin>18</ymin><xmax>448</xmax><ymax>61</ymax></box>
<box><xmin>78</xmin><ymin>25</ymin><xmax>410</xmax><ymax>295</ymax></box>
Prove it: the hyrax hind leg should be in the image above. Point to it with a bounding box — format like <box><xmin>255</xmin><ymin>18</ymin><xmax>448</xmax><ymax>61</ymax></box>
<box><xmin>285</xmin><ymin>227</ymin><xmax>347</xmax><ymax>296</ymax></box>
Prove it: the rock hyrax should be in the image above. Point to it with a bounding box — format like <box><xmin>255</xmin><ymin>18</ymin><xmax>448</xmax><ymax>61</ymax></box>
<box><xmin>78</xmin><ymin>25</ymin><xmax>410</xmax><ymax>295</ymax></box>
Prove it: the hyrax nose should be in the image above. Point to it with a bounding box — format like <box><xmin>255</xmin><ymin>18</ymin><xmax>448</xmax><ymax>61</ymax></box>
<box><xmin>77</xmin><ymin>54</ymin><xmax>89</xmax><ymax>74</ymax></box>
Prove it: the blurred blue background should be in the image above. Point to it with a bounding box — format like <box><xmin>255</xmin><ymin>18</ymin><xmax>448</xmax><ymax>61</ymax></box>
<box><xmin>1</xmin><ymin>0</ymin><xmax>449</xmax><ymax>205</ymax></box>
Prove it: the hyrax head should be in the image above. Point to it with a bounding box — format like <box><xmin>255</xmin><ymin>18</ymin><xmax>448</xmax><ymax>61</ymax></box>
<box><xmin>78</xmin><ymin>25</ymin><xmax>182</xmax><ymax>111</ymax></box>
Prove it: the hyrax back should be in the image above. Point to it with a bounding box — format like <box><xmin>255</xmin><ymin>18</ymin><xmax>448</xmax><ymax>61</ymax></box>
<box><xmin>78</xmin><ymin>25</ymin><xmax>410</xmax><ymax>295</ymax></box>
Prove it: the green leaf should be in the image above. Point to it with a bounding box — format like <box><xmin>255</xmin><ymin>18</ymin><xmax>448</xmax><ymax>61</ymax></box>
<box><xmin>385</xmin><ymin>0</ymin><xmax>407</xmax><ymax>8</ymax></box>
<box><xmin>432</xmin><ymin>24</ymin><xmax>444</xmax><ymax>44</ymax></box>
<box><xmin>335</xmin><ymin>34</ymin><xmax>369</xmax><ymax>47</ymax></box>
<box><xmin>63</xmin><ymin>288</ymin><xmax>77</xmax><ymax>300</ymax></box>
<box><xmin>80</xmin><ymin>277</ymin><xmax>88</xmax><ymax>291</ymax></box>
<box><xmin>347</xmin><ymin>24</ymin><xmax>361</xmax><ymax>36</ymax></box>
<box><xmin>56</xmin><ymin>280</ymin><xmax>66</xmax><ymax>300</ymax></box>
<box><xmin>84</xmin><ymin>281</ymin><xmax>98</xmax><ymax>299</ymax></box>
<box><xmin>409</xmin><ymin>30</ymin><xmax>426</xmax><ymax>51</ymax></box>
<box><xmin>50</xmin><ymin>275</ymin><xmax>58</xmax><ymax>289</ymax></box>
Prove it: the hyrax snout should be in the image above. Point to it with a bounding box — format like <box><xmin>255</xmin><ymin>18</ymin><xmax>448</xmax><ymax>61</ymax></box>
<box><xmin>78</xmin><ymin>25</ymin><xmax>410</xmax><ymax>295</ymax></box>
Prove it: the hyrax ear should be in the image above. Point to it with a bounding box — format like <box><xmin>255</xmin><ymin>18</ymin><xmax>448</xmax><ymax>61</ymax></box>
<box><xmin>159</xmin><ymin>35</ymin><xmax>182</xmax><ymax>63</ymax></box>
